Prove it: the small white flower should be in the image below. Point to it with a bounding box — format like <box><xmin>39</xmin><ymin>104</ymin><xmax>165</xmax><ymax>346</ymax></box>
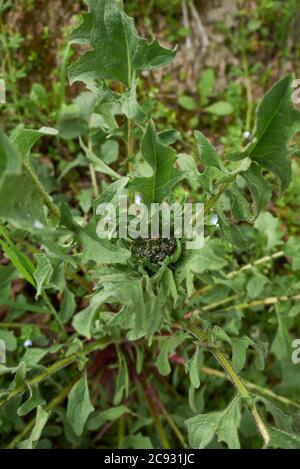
<box><xmin>243</xmin><ymin>130</ymin><xmax>251</xmax><ymax>139</ymax></box>
<box><xmin>210</xmin><ymin>214</ymin><xmax>219</xmax><ymax>226</ymax></box>
<box><xmin>34</xmin><ymin>220</ymin><xmax>44</xmax><ymax>230</ymax></box>
<box><xmin>135</xmin><ymin>194</ymin><xmax>142</xmax><ymax>204</ymax></box>
<box><xmin>24</xmin><ymin>340</ymin><xmax>32</xmax><ymax>348</ymax></box>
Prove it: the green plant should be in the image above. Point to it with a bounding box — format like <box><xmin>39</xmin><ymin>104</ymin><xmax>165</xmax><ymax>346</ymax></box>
<box><xmin>1</xmin><ymin>0</ymin><xmax>300</xmax><ymax>450</ymax></box>
<box><xmin>0</xmin><ymin>1</ymin><xmax>25</xmax><ymax>106</ymax></box>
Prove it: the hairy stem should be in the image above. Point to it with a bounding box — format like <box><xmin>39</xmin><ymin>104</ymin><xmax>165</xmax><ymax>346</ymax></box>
<box><xmin>204</xmin><ymin>182</ymin><xmax>229</xmax><ymax>215</ymax></box>
<box><xmin>250</xmin><ymin>405</ymin><xmax>270</xmax><ymax>446</ymax></box>
<box><xmin>228</xmin><ymin>250</ymin><xmax>285</xmax><ymax>278</ymax></box>
<box><xmin>23</xmin><ymin>160</ymin><xmax>60</xmax><ymax>221</ymax></box>
<box><xmin>185</xmin><ymin>322</ymin><xmax>270</xmax><ymax>446</ymax></box>
<box><xmin>155</xmin><ymin>389</ymin><xmax>187</xmax><ymax>448</ymax></box>
<box><xmin>0</xmin><ymin>339</ymin><xmax>110</xmax><ymax>409</ymax></box>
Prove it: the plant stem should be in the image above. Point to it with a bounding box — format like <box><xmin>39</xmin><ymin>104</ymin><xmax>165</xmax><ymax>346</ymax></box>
<box><xmin>242</xmin><ymin>49</ymin><xmax>253</xmax><ymax>131</ymax></box>
<box><xmin>23</xmin><ymin>160</ymin><xmax>60</xmax><ymax>221</ymax></box>
<box><xmin>58</xmin><ymin>43</ymin><xmax>70</xmax><ymax>116</ymax></box>
<box><xmin>0</xmin><ymin>223</ymin><xmax>65</xmax><ymax>334</ymax></box>
<box><xmin>117</xmin><ymin>414</ymin><xmax>125</xmax><ymax>449</ymax></box>
<box><xmin>191</xmin><ymin>250</ymin><xmax>285</xmax><ymax>299</ymax></box>
<box><xmin>155</xmin><ymin>391</ymin><xmax>187</xmax><ymax>448</ymax></box>
<box><xmin>127</xmin><ymin>117</ymin><xmax>133</xmax><ymax>173</ymax></box>
<box><xmin>2</xmin><ymin>299</ymin><xmax>49</xmax><ymax>314</ymax></box>
<box><xmin>6</xmin><ymin>377</ymin><xmax>79</xmax><ymax>449</ymax></box>
<box><xmin>185</xmin><ymin>322</ymin><xmax>270</xmax><ymax>446</ymax></box>
<box><xmin>132</xmin><ymin>369</ymin><xmax>170</xmax><ymax>449</ymax></box>
<box><xmin>227</xmin><ymin>250</ymin><xmax>285</xmax><ymax>278</ymax></box>
<box><xmin>144</xmin><ymin>388</ymin><xmax>170</xmax><ymax>449</ymax></box>
<box><xmin>201</xmin><ymin>366</ymin><xmax>300</xmax><ymax>410</ymax></box>
<box><xmin>250</xmin><ymin>405</ymin><xmax>270</xmax><ymax>446</ymax></box>
<box><xmin>89</xmin><ymin>163</ymin><xmax>99</xmax><ymax>198</ymax></box>
<box><xmin>0</xmin><ymin>339</ymin><xmax>110</xmax><ymax>409</ymax></box>
<box><xmin>204</xmin><ymin>182</ymin><xmax>229</xmax><ymax>215</ymax></box>
<box><xmin>41</xmin><ymin>291</ymin><xmax>67</xmax><ymax>338</ymax></box>
<box><xmin>199</xmin><ymin>294</ymin><xmax>238</xmax><ymax>312</ymax></box>
<box><xmin>181</xmin><ymin>0</ymin><xmax>192</xmax><ymax>50</ymax></box>
<box><xmin>87</xmin><ymin>138</ymin><xmax>99</xmax><ymax>198</ymax></box>
<box><xmin>209</xmin><ymin>294</ymin><xmax>300</xmax><ymax>315</ymax></box>
<box><xmin>0</xmin><ymin>322</ymin><xmax>49</xmax><ymax>330</ymax></box>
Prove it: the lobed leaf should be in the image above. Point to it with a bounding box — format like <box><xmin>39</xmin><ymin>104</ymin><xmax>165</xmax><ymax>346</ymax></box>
<box><xmin>69</xmin><ymin>0</ymin><xmax>176</xmax><ymax>87</ymax></box>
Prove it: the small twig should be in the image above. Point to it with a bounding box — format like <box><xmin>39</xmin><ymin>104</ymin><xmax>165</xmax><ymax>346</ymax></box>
<box><xmin>199</xmin><ymin>295</ymin><xmax>238</xmax><ymax>312</ymax></box>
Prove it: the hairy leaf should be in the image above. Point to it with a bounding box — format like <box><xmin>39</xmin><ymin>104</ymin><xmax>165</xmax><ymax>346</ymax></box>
<box><xmin>129</xmin><ymin>120</ymin><xmax>183</xmax><ymax>204</ymax></box>
<box><xmin>11</xmin><ymin>127</ymin><xmax>58</xmax><ymax>160</ymax></box>
<box><xmin>246</xmin><ymin>74</ymin><xmax>300</xmax><ymax>190</ymax></box>
<box><xmin>69</xmin><ymin>0</ymin><xmax>175</xmax><ymax>87</ymax></box>
<box><xmin>18</xmin><ymin>406</ymin><xmax>49</xmax><ymax>449</ymax></box>
<box><xmin>66</xmin><ymin>373</ymin><xmax>94</xmax><ymax>436</ymax></box>
<box><xmin>186</xmin><ymin>396</ymin><xmax>242</xmax><ymax>449</ymax></box>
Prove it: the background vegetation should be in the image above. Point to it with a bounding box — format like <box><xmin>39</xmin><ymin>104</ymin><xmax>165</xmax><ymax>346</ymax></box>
<box><xmin>0</xmin><ymin>0</ymin><xmax>300</xmax><ymax>449</ymax></box>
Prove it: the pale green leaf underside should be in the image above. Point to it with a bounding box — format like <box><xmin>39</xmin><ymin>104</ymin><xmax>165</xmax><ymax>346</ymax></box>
<box><xmin>18</xmin><ymin>406</ymin><xmax>49</xmax><ymax>449</ymax></box>
<box><xmin>186</xmin><ymin>396</ymin><xmax>242</xmax><ymax>449</ymax></box>
<box><xmin>11</xmin><ymin>127</ymin><xmax>58</xmax><ymax>160</ymax></box>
